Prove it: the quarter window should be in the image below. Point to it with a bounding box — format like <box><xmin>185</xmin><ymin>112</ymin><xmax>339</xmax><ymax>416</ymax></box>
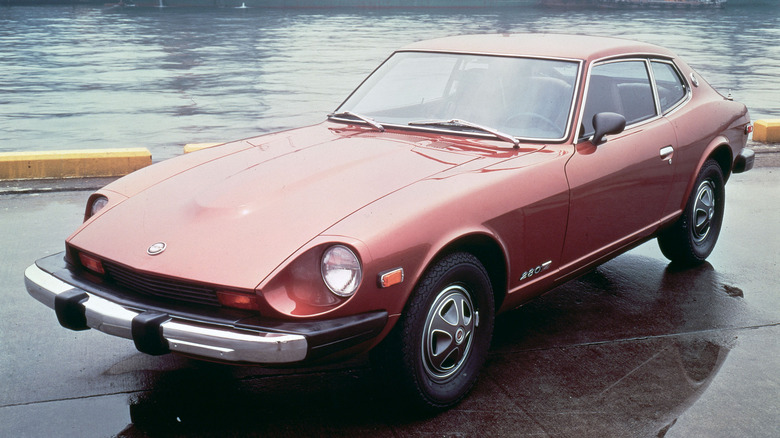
<box><xmin>581</xmin><ymin>60</ymin><xmax>657</xmax><ymax>138</ymax></box>
<box><xmin>651</xmin><ymin>61</ymin><xmax>687</xmax><ymax>113</ymax></box>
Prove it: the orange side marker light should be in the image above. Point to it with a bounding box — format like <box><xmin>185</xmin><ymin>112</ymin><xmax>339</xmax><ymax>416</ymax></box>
<box><xmin>379</xmin><ymin>268</ymin><xmax>404</xmax><ymax>288</ymax></box>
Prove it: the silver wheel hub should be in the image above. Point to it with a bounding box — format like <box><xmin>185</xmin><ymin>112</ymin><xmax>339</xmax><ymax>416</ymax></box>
<box><xmin>422</xmin><ymin>285</ymin><xmax>477</xmax><ymax>381</ymax></box>
<box><xmin>692</xmin><ymin>180</ymin><xmax>716</xmax><ymax>243</ymax></box>
<box><xmin>455</xmin><ymin>327</ymin><xmax>465</xmax><ymax>345</ymax></box>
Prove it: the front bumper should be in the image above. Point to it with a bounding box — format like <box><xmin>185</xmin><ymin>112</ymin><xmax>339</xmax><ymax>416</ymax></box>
<box><xmin>25</xmin><ymin>254</ymin><xmax>387</xmax><ymax>364</ymax></box>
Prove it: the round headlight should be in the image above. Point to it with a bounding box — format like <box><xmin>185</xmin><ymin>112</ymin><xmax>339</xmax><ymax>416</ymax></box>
<box><xmin>87</xmin><ymin>195</ymin><xmax>109</xmax><ymax>219</ymax></box>
<box><xmin>321</xmin><ymin>245</ymin><xmax>362</xmax><ymax>297</ymax></box>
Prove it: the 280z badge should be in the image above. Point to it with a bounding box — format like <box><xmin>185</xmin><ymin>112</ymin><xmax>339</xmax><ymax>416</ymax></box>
<box><xmin>147</xmin><ymin>242</ymin><xmax>167</xmax><ymax>256</ymax></box>
<box><xmin>519</xmin><ymin>260</ymin><xmax>552</xmax><ymax>281</ymax></box>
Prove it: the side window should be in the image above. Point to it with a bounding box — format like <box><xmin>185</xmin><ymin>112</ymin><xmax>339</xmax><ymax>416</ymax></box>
<box><xmin>651</xmin><ymin>61</ymin><xmax>687</xmax><ymax>113</ymax></box>
<box><xmin>581</xmin><ymin>60</ymin><xmax>657</xmax><ymax>138</ymax></box>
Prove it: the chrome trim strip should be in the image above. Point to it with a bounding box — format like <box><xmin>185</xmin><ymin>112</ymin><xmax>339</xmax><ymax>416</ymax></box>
<box><xmin>646</xmin><ymin>59</ymin><xmax>663</xmax><ymax>117</ymax></box>
<box><xmin>24</xmin><ymin>263</ymin><xmax>308</xmax><ymax>364</ymax></box>
<box><xmin>396</xmin><ymin>48</ymin><xmax>583</xmax><ymax>64</ymax></box>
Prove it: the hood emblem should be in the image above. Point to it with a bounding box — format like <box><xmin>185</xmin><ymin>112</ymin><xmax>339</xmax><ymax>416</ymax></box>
<box><xmin>147</xmin><ymin>242</ymin><xmax>167</xmax><ymax>256</ymax></box>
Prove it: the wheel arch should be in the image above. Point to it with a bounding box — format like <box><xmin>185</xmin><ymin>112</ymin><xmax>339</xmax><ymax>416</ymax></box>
<box><xmin>708</xmin><ymin>143</ymin><xmax>733</xmax><ymax>182</ymax></box>
<box><xmin>427</xmin><ymin>233</ymin><xmax>508</xmax><ymax>312</ymax></box>
<box><xmin>680</xmin><ymin>138</ymin><xmax>732</xmax><ymax>211</ymax></box>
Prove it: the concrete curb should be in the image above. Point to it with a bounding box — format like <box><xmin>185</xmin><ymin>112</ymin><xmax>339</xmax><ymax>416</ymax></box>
<box><xmin>0</xmin><ymin>143</ymin><xmax>224</xmax><ymax>182</ymax></box>
<box><xmin>753</xmin><ymin>119</ymin><xmax>780</xmax><ymax>144</ymax></box>
<box><xmin>0</xmin><ymin>148</ymin><xmax>152</xmax><ymax>181</ymax></box>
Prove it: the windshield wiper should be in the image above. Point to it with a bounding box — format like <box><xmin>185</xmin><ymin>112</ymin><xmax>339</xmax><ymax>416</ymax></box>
<box><xmin>328</xmin><ymin>111</ymin><xmax>385</xmax><ymax>132</ymax></box>
<box><xmin>409</xmin><ymin>119</ymin><xmax>519</xmax><ymax>148</ymax></box>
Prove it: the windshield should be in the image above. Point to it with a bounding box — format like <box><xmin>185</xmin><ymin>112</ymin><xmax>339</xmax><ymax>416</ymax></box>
<box><xmin>335</xmin><ymin>51</ymin><xmax>580</xmax><ymax>141</ymax></box>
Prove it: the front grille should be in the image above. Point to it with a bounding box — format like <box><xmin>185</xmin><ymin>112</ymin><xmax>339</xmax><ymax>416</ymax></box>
<box><xmin>102</xmin><ymin>261</ymin><xmax>221</xmax><ymax>307</ymax></box>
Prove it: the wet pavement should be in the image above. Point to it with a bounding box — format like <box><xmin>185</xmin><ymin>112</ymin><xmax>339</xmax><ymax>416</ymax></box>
<box><xmin>1</xmin><ymin>166</ymin><xmax>778</xmax><ymax>437</ymax></box>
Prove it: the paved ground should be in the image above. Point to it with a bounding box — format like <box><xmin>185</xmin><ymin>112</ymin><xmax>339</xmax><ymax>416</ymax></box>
<box><xmin>1</xmin><ymin>156</ymin><xmax>778</xmax><ymax>437</ymax></box>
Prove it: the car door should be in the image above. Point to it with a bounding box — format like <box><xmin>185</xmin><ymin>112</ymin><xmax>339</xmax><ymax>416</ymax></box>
<box><xmin>561</xmin><ymin>58</ymin><xmax>677</xmax><ymax>269</ymax></box>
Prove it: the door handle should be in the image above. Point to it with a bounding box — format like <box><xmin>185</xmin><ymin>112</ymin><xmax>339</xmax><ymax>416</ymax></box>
<box><xmin>660</xmin><ymin>145</ymin><xmax>674</xmax><ymax>164</ymax></box>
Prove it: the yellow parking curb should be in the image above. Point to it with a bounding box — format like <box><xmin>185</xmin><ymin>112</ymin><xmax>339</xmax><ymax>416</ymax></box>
<box><xmin>0</xmin><ymin>148</ymin><xmax>152</xmax><ymax>181</ymax></box>
<box><xmin>183</xmin><ymin>143</ymin><xmax>223</xmax><ymax>154</ymax></box>
<box><xmin>753</xmin><ymin>119</ymin><xmax>780</xmax><ymax>144</ymax></box>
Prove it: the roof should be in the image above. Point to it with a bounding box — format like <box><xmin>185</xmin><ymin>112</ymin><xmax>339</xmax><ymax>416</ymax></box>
<box><xmin>401</xmin><ymin>34</ymin><xmax>677</xmax><ymax>62</ymax></box>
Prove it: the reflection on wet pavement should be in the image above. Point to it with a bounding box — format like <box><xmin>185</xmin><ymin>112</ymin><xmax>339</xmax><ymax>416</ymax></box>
<box><xmin>112</xmin><ymin>254</ymin><xmax>755</xmax><ymax>437</ymax></box>
<box><xmin>493</xmin><ymin>256</ymin><xmax>760</xmax><ymax>351</ymax></box>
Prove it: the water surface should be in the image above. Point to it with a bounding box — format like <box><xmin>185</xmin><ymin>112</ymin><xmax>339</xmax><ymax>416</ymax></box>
<box><xmin>1</xmin><ymin>5</ymin><xmax>777</xmax><ymax>159</ymax></box>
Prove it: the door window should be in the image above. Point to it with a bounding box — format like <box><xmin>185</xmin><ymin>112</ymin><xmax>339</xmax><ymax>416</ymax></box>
<box><xmin>581</xmin><ymin>60</ymin><xmax>657</xmax><ymax>138</ymax></box>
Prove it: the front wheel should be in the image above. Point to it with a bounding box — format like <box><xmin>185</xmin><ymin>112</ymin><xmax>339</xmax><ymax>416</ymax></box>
<box><xmin>371</xmin><ymin>252</ymin><xmax>495</xmax><ymax>412</ymax></box>
<box><xmin>658</xmin><ymin>159</ymin><xmax>725</xmax><ymax>266</ymax></box>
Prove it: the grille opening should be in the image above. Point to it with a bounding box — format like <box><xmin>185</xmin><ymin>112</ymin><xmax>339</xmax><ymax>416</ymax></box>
<box><xmin>101</xmin><ymin>261</ymin><xmax>221</xmax><ymax>308</ymax></box>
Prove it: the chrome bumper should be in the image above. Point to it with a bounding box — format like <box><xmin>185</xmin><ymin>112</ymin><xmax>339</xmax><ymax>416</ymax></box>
<box><xmin>25</xmin><ymin>263</ymin><xmax>308</xmax><ymax>364</ymax></box>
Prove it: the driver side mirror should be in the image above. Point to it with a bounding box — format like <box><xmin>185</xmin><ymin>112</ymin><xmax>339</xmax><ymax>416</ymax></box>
<box><xmin>592</xmin><ymin>112</ymin><xmax>626</xmax><ymax>145</ymax></box>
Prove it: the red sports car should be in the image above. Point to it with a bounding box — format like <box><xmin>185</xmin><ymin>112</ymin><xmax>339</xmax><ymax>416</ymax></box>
<box><xmin>25</xmin><ymin>34</ymin><xmax>753</xmax><ymax>411</ymax></box>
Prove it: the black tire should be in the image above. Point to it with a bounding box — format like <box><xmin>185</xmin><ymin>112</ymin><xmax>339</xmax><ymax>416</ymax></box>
<box><xmin>370</xmin><ymin>252</ymin><xmax>495</xmax><ymax>412</ymax></box>
<box><xmin>658</xmin><ymin>159</ymin><xmax>725</xmax><ymax>266</ymax></box>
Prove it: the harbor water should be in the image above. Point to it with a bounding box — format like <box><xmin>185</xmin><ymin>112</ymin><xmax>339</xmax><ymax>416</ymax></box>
<box><xmin>1</xmin><ymin>4</ymin><xmax>778</xmax><ymax>160</ymax></box>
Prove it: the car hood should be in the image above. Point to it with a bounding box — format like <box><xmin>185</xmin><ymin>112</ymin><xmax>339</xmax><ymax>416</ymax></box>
<box><xmin>68</xmin><ymin>125</ymin><xmax>530</xmax><ymax>289</ymax></box>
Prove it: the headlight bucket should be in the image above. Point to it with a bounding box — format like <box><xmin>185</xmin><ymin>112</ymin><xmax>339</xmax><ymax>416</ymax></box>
<box><xmin>85</xmin><ymin>195</ymin><xmax>109</xmax><ymax>221</ymax></box>
<box><xmin>321</xmin><ymin>245</ymin><xmax>362</xmax><ymax>297</ymax></box>
<box><xmin>261</xmin><ymin>241</ymin><xmax>368</xmax><ymax>317</ymax></box>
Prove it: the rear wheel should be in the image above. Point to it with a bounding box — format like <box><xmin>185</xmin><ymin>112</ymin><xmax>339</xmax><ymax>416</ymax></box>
<box><xmin>658</xmin><ymin>159</ymin><xmax>725</xmax><ymax>266</ymax></box>
<box><xmin>371</xmin><ymin>252</ymin><xmax>495</xmax><ymax>412</ymax></box>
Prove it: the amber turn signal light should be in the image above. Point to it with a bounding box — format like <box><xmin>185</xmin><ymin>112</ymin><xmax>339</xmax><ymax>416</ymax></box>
<box><xmin>217</xmin><ymin>291</ymin><xmax>260</xmax><ymax>311</ymax></box>
<box><xmin>379</xmin><ymin>268</ymin><xmax>404</xmax><ymax>288</ymax></box>
<box><xmin>78</xmin><ymin>252</ymin><xmax>105</xmax><ymax>275</ymax></box>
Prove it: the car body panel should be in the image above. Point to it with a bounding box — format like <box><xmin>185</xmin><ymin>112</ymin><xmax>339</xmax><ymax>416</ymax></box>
<box><xmin>563</xmin><ymin>117</ymin><xmax>677</xmax><ymax>266</ymax></box>
<box><xmin>323</xmin><ymin>142</ymin><xmax>572</xmax><ymax>316</ymax></box>
<box><xmin>68</xmin><ymin>125</ymin><xmax>483</xmax><ymax>291</ymax></box>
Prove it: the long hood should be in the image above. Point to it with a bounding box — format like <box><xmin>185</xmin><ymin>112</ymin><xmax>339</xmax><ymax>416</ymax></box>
<box><xmin>68</xmin><ymin>126</ymin><xmax>483</xmax><ymax>289</ymax></box>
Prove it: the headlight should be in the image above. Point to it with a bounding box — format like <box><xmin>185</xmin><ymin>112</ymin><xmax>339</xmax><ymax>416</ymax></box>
<box><xmin>321</xmin><ymin>245</ymin><xmax>362</xmax><ymax>297</ymax></box>
<box><xmin>85</xmin><ymin>195</ymin><xmax>109</xmax><ymax>220</ymax></box>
